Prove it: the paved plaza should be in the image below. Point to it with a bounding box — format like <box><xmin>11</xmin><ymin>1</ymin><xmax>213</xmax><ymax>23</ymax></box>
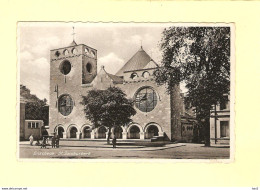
<box><xmin>19</xmin><ymin>140</ymin><xmax>230</xmax><ymax>159</ymax></box>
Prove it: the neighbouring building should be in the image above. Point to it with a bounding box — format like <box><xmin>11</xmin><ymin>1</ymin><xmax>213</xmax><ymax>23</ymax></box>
<box><xmin>210</xmin><ymin>95</ymin><xmax>230</xmax><ymax>145</ymax></box>
<box><xmin>20</xmin><ymin>85</ymin><xmax>49</xmax><ymax>140</ymax></box>
<box><xmin>49</xmin><ymin>39</ymin><xmax>196</xmax><ymax>142</ymax></box>
<box><xmin>20</xmin><ymin>97</ymin><xmax>44</xmax><ymax>140</ymax></box>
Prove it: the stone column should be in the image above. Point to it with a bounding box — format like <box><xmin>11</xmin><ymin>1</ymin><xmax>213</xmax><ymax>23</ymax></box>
<box><xmin>105</xmin><ymin>132</ymin><xmax>109</xmax><ymax>139</ymax></box>
<box><xmin>76</xmin><ymin>132</ymin><xmax>81</xmax><ymax>139</ymax></box>
<box><xmin>140</xmin><ymin>132</ymin><xmax>145</xmax><ymax>140</ymax></box>
<box><xmin>91</xmin><ymin>130</ymin><xmax>95</xmax><ymax>139</ymax></box>
<box><xmin>62</xmin><ymin>132</ymin><xmax>67</xmax><ymax>139</ymax></box>
<box><xmin>159</xmin><ymin>132</ymin><xmax>164</xmax><ymax>137</ymax></box>
<box><xmin>122</xmin><ymin>132</ymin><xmax>127</xmax><ymax>139</ymax></box>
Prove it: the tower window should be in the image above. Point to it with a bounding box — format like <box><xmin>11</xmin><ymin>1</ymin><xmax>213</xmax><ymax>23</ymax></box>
<box><xmin>60</xmin><ymin>60</ymin><xmax>71</xmax><ymax>75</ymax></box>
<box><xmin>91</xmin><ymin>50</ymin><xmax>96</xmax><ymax>57</ymax></box>
<box><xmin>58</xmin><ymin>94</ymin><xmax>73</xmax><ymax>116</ymax></box>
<box><xmin>63</xmin><ymin>49</ymin><xmax>69</xmax><ymax>56</ymax></box>
<box><xmin>72</xmin><ymin>48</ymin><xmax>78</xmax><ymax>55</ymax></box>
<box><xmin>55</xmin><ymin>51</ymin><xmax>60</xmax><ymax>57</ymax></box>
<box><xmin>86</xmin><ymin>63</ymin><xmax>92</xmax><ymax>73</ymax></box>
<box><xmin>85</xmin><ymin>48</ymin><xmax>89</xmax><ymax>53</ymax></box>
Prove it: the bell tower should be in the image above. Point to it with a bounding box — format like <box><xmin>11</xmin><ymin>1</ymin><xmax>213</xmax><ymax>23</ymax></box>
<box><xmin>49</xmin><ymin>29</ymin><xmax>97</xmax><ymax>136</ymax></box>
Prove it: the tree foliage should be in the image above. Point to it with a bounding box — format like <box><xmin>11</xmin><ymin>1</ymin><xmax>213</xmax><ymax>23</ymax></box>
<box><xmin>81</xmin><ymin>87</ymin><xmax>136</xmax><ymax>144</ymax></box>
<box><xmin>154</xmin><ymin>27</ymin><xmax>230</xmax><ymax>144</ymax></box>
<box><xmin>20</xmin><ymin>85</ymin><xmax>49</xmax><ymax>126</ymax></box>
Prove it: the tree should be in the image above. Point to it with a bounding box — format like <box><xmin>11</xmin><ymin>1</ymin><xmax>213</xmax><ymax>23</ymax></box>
<box><xmin>20</xmin><ymin>85</ymin><xmax>49</xmax><ymax>126</ymax></box>
<box><xmin>154</xmin><ymin>27</ymin><xmax>230</xmax><ymax>145</ymax></box>
<box><xmin>81</xmin><ymin>87</ymin><xmax>136</xmax><ymax>144</ymax></box>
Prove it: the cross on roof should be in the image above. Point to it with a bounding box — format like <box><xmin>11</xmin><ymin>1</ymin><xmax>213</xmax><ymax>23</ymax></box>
<box><xmin>71</xmin><ymin>26</ymin><xmax>76</xmax><ymax>41</ymax></box>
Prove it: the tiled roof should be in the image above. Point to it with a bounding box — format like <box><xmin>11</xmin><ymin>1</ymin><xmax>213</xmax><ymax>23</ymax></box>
<box><xmin>116</xmin><ymin>46</ymin><xmax>152</xmax><ymax>76</ymax></box>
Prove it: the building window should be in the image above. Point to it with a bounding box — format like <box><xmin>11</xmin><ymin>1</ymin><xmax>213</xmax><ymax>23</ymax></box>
<box><xmin>135</xmin><ymin>87</ymin><xmax>157</xmax><ymax>112</ymax></box>
<box><xmin>130</xmin><ymin>72</ymin><xmax>138</xmax><ymax>80</ymax></box>
<box><xmin>58</xmin><ymin>94</ymin><xmax>73</xmax><ymax>116</ymax></box>
<box><xmin>55</xmin><ymin>51</ymin><xmax>60</xmax><ymax>57</ymax></box>
<box><xmin>220</xmin><ymin>121</ymin><xmax>229</xmax><ymax>137</ymax></box>
<box><xmin>60</xmin><ymin>60</ymin><xmax>71</xmax><ymax>75</ymax></box>
<box><xmin>220</xmin><ymin>96</ymin><xmax>228</xmax><ymax>110</ymax></box>
<box><xmin>36</xmin><ymin>123</ymin><xmax>39</xmax><ymax>129</ymax></box>
<box><xmin>72</xmin><ymin>48</ymin><xmax>78</xmax><ymax>55</ymax></box>
<box><xmin>86</xmin><ymin>63</ymin><xmax>92</xmax><ymax>73</ymax></box>
<box><xmin>63</xmin><ymin>49</ymin><xmax>69</xmax><ymax>56</ymax></box>
<box><xmin>28</xmin><ymin>122</ymin><xmax>31</xmax><ymax>128</ymax></box>
<box><xmin>32</xmin><ymin>122</ymin><xmax>35</xmax><ymax>128</ymax></box>
<box><xmin>142</xmin><ymin>71</ymin><xmax>150</xmax><ymax>78</ymax></box>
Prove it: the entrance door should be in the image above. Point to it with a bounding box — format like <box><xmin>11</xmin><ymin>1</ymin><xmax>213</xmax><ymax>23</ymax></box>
<box><xmin>147</xmin><ymin>125</ymin><xmax>159</xmax><ymax>139</ymax></box>
<box><xmin>83</xmin><ymin>127</ymin><xmax>91</xmax><ymax>138</ymax></box>
<box><xmin>70</xmin><ymin>127</ymin><xmax>77</xmax><ymax>138</ymax></box>
<box><xmin>129</xmin><ymin>126</ymin><xmax>140</xmax><ymax>139</ymax></box>
<box><xmin>98</xmin><ymin>127</ymin><xmax>106</xmax><ymax>139</ymax></box>
<box><xmin>58</xmin><ymin>127</ymin><xmax>64</xmax><ymax>138</ymax></box>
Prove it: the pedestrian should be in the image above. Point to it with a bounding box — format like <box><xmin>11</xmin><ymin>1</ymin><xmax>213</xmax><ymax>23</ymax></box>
<box><xmin>29</xmin><ymin>134</ymin><xmax>34</xmax><ymax>146</ymax></box>
<box><xmin>112</xmin><ymin>136</ymin><xmax>117</xmax><ymax>149</ymax></box>
<box><xmin>56</xmin><ymin>136</ymin><xmax>60</xmax><ymax>148</ymax></box>
<box><xmin>51</xmin><ymin>136</ymin><xmax>56</xmax><ymax>148</ymax></box>
<box><xmin>41</xmin><ymin>137</ymin><xmax>46</xmax><ymax>148</ymax></box>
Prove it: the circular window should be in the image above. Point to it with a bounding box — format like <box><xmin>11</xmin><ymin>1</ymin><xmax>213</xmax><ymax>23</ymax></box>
<box><xmin>142</xmin><ymin>71</ymin><xmax>150</xmax><ymax>78</ymax></box>
<box><xmin>135</xmin><ymin>87</ymin><xmax>157</xmax><ymax>112</ymax></box>
<box><xmin>63</xmin><ymin>49</ymin><xmax>69</xmax><ymax>56</ymax></box>
<box><xmin>60</xmin><ymin>60</ymin><xmax>71</xmax><ymax>75</ymax></box>
<box><xmin>86</xmin><ymin>63</ymin><xmax>92</xmax><ymax>73</ymax></box>
<box><xmin>58</xmin><ymin>94</ymin><xmax>73</xmax><ymax>116</ymax></box>
<box><xmin>72</xmin><ymin>48</ymin><xmax>78</xmax><ymax>54</ymax></box>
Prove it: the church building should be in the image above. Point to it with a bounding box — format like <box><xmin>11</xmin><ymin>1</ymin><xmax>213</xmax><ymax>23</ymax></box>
<box><xmin>49</xmin><ymin>39</ymin><xmax>195</xmax><ymax>142</ymax></box>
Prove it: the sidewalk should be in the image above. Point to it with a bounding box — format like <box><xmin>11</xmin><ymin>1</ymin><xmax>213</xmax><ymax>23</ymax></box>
<box><xmin>19</xmin><ymin>141</ymin><xmax>186</xmax><ymax>151</ymax></box>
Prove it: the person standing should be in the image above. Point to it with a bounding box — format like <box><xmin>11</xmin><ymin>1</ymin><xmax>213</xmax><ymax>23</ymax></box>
<box><xmin>41</xmin><ymin>137</ymin><xmax>46</xmax><ymax>148</ymax></box>
<box><xmin>51</xmin><ymin>136</ymin><xmax>56</xmax><ymax>148</ymax></box>
<box><xmin>112</xmin><ymin>136</ymin><xmax>117</xmax><ymax>149</ymax></box>
<box><xmin>29</xmin><ymin>134</ymin><xmax>34</xmax><ymax>146</ymax></box>
<box><xmin>56</xmin><ymin>136</ymin><xmax>60</xmax><ymax>148</ymax></box>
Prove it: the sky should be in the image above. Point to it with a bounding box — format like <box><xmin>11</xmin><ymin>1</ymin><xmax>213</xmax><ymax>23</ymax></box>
<box><xmin>19</xmin><ymin>22</ymin><xmax>186</xmax><ymax>102</ymax></box>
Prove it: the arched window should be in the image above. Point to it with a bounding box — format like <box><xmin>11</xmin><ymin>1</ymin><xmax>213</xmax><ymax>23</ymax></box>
<box><xmin>142</xmin><ymin>71</ymin><xmax>150</xmax><ymax>78</ymax></box>
<box><xmin>130</xmin><ymin>72</ymin><xmax>138</xmax><ymax>79</ymax></box>
<box><xmin>58</xmin><ymin>94</ymin><xmax>73</xmax><ymax>116</ymax></box>
<box><xmin>55</xmin><ymin>51</ymin><xmax>60</xmax><ymax>57</ymax></box>
<box><xmin>72</xmin><ymin>48</ymin><xmax>78</xmax><ymax>55</ymax></box>
<box><xmin>63</xmin><ymin>49</ymin><xmax>69</xmax><ymax>56</ymax></box>
<box><xmin>60</xmin><ymin>60</ymin><xmax>71</xmax><ymax>75</ymax></box>
<box><xmin>86</xmin><ymin>63</ymin><xmax>92</xmax><ymax>73</ymax></box>
<box><xmin>135</xmin><ymin>87</ymin><xmax>157</xmax><ymax>112</ymax></box>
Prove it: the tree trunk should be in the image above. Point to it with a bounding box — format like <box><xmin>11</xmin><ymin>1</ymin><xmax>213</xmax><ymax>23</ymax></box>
<box><xmin>107</xmin><ymin>127</ymin><xmax>111</xmax><ymax>145</ymax></box>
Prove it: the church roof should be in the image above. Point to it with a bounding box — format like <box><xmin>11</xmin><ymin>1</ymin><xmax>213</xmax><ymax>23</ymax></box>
<box><xmin>106</xmin><ymin>72</ymin><xmax>123</xmax><ymax>84</ymax></box>
<box><xmin>116</xmin><ymin>46</ymin><xmax>153</xmax><ymax>76</ymax></box>
<box><xmin>69</xmin><ymin>40</ymin><xmax>77</xmax><ymax>46</ymax></box>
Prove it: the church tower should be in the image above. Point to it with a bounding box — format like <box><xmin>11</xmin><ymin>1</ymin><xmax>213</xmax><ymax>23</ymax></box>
<box><xmin>49</xmin><ymin>36</ymin><xmax>97</xmax><ymax>138</ymax></box>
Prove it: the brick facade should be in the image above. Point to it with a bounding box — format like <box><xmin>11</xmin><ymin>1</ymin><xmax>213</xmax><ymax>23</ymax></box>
<box><xmin>49</xmin><ymin>42</ymin><xmax>191</xmax><ymax>142</ymax></box>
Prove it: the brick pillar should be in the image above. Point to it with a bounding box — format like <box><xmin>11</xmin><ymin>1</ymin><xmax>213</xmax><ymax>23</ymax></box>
<box><xmin>63</xmin><ymin>132</ymin><xmax>67</xmax><ymax>139</ymax></box>
<box><xmin>91</xmin><ymin>131</ymin><xmax>95</xmax><ymax>139</ymax></box>
<box><xmin>159</xmin><ymin>132</ymin><xmax>164</xmax><ymax>137</ymax></box>
<box><xmin>76</xmin><ymin>132</ymin><xmax>81</xmax><ymax>139</ymax></box>
<box><xmin>122</xmin><ymin>132</ymin><xmax>127</xmax><ymax>139</ymax></box>
<box><xmin>140</xmin><ymin>132</ymin><xmax>145</xmax><ymax>140</ymax></box>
